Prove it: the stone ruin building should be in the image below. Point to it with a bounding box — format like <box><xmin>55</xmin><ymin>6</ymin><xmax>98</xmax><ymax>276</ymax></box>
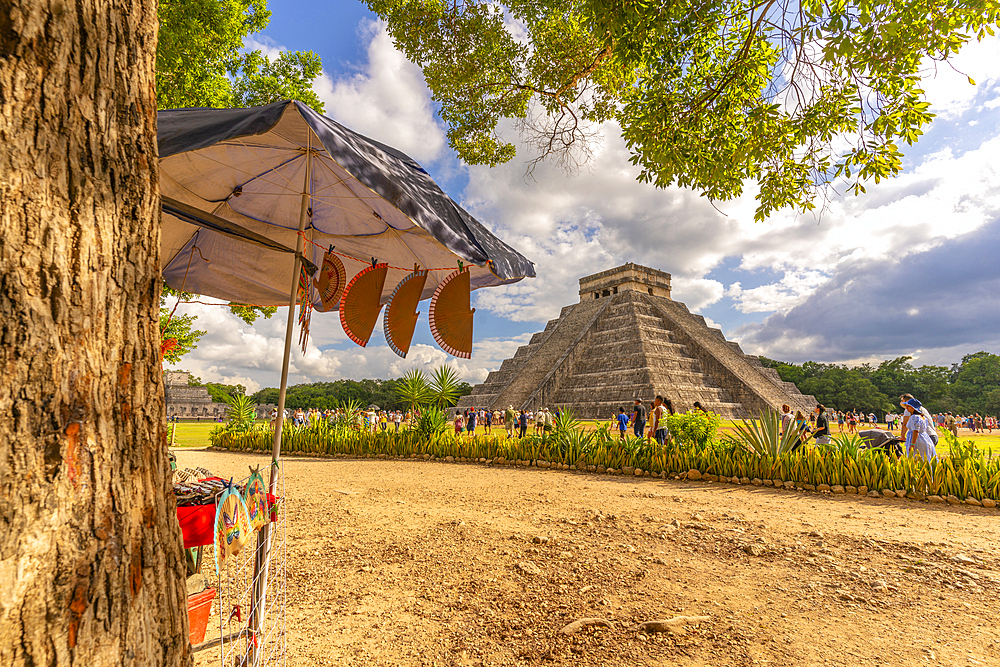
<box><xmin>164</xmin><ymin>370</ymin><xmax>229</xmax><ymax>419</ymax></box>
<box><xmin>456</xmin><ymin>263</ymin><xmax>815</xmax><ymax>419</ymax></box>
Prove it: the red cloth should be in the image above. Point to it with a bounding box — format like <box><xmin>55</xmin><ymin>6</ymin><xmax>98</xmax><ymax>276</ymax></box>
<box><xmin>177</xmin><ymin>505</ymin><xmax>215</xmax><ymax>549</ymax></box>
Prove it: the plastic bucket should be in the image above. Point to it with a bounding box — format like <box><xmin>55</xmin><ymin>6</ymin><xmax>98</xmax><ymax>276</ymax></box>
<box><xmin>187</xmin><ymin>587</ymin><xmax>216</xmax><ymax>645</ymax></box>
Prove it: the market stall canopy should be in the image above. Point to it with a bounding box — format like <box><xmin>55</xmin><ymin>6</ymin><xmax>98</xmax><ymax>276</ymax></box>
<box><xmin>158</xmin><ymin>100</ymin><xmax>535</xmax><ymax>306</ymax></box>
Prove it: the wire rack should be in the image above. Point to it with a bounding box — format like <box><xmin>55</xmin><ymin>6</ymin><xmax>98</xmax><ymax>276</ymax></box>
<box><xmin>214</xmin><ymin>462</ymin><xmax>287</xmax><ymax>667</ymax></box>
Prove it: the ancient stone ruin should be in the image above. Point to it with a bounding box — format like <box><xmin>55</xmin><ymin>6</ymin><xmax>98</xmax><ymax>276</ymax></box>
<box><xmin>164</xmin><ymin>370</ymin><xmax>229</xmax><ymax>419</ymax></box>
<box><xmin>457</xmin><ymin>263</ymin><xmax>815</xmax><ymax>419</ymax></box>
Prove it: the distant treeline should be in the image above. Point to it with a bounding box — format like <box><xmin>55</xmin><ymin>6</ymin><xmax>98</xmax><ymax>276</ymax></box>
<box><xmin>759</xmin><ymin>352</ymin><xmax>1000</xmax><ymax>415</ymax></box>
<box><xmin>249</xmin><ymin>378</ymin><xmax>474</xmax><ymax>411</ymax></box>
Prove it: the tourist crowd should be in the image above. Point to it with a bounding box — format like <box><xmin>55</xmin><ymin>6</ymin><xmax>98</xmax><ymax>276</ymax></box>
<box><xmin>264</xmin><ymin>400</ymin><xmax>994</xmax><ymax>460</ymax></box>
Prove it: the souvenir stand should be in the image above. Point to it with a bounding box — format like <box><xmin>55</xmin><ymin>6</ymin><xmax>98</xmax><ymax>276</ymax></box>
<box><xmin>158</xmin><ymin>101</ymin><xmax>534</xmax><ymax>666</ymax></box>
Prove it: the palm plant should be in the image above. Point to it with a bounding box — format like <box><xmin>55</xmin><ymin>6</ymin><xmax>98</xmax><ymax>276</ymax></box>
<box><xmin>396</xmin><ymin>369</ymin><xmax>432</xmax><ymax>413</ymax></box>
<box><xmin>429</xmin><ymin>365</ymin><xmax>462</xmax><ymax>409</ymax></box>
<box><xmin>223</xmin><ymin>392</ymin><xmax>257</xmax><ymax>432</ymax></box>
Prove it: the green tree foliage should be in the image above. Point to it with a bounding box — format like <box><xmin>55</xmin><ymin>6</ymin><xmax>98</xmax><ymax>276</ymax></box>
<box><xmin>369</xmin><ymin>0</ymin><xmax>1000</xmax><ymax>219</ymax></box>
<box><xmin>252</xmin><ymin>378</ymin><xmax>404</xmax><ymax>410</ymax></box>
<box><xmin>250</xmin><ymin>371</ymin><xmax>474</xmax><ymax>411</ymax></box>
<box><xmin>232</xmin><ymin>49</ymin><xmax>325</xmax><ymax>110</ymax></box>
<box><xmin>157</xmin><ymin>0</ymin><xmax>324</xmax><ymax>112</ymax></box>
<box><xmin>205</xmin><ymin>383</ymin><xmax>247</xmax><ymax>403</ymax></box>
<box><xmin>159</xmin><ymin>311</ymin><xmax>205</xmax><ymax>364</ymax></box>
<box><xmin>798</xmin><ymin>367</ymin><xmax>891</xmax><ymax>414</ymax></box>
<box><xmin>760</xmin><ymin>352</ymin><xmax>1000</xmax><ymax>414</ymax></box>
<box><xmin>950</xmin><ymin>352</ymin><xmax>1000</xmax><ymax>414</ymax></box>
<box><xmin>156</xmin><ymin>0</ymin><xmax>324</xmax><ymax>361</ymax></box>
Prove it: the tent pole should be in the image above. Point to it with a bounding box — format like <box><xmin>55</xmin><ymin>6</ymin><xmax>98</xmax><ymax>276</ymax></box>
<box><xmin>270</xmin><ymin>140</ymin><xmax>312</xmax><ymax>488</ymax></box>
<box><xmin>251</xmin><ymin>136</ymin><xmax>312</xmax><ymax>662</ymax></box>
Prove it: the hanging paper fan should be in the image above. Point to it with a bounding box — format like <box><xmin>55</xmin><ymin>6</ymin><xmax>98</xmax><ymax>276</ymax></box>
<box><xmin>243</xmin><ymin>466</ymin><xmax>269</xmax><ymax>532</ymax></box>
<box><xmin>340</xmin><ymin>261</ymin><xmax>389</xmax><ymax>346</ymax></box>
<box><xmin>429</xmin><ymin>267</ymin><xmax>475</xmax><ymax>359</ymax></box>
<box><xmin>383</xmin><ymin>268</ymin><xmax>428</xmax><ymax>358</ymax></box>
<box><xmin>214</xmin><ymin>480</ymin><xmax>251</xmax><ymax>575</ymax></box>
<box><xmin>312</xmin><ymin>247</ymin><xmax>347</xmax><ymax>312</ymax></box>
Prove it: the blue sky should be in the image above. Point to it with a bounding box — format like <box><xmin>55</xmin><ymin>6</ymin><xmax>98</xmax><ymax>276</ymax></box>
<box><xmin>168</xmin><ymin>4</ymin><xmax>1000</xmax><ymax>392</ymax></box>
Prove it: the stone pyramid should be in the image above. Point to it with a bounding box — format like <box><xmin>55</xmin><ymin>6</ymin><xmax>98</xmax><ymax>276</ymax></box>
<box><xmin>457</xmin><ymin>264</ymin><xmax>814</xmax><ymax>419</ymax></box>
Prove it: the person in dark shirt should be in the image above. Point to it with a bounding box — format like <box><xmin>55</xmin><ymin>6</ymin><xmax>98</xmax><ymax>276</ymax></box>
<box><xmin>467</xmin><ymin>407</ymin><xmax>477</xmax><ymax>436</ymax></box>
<box><xmin>813</xmin><ymin>404</ymin><xmax>831</xmax><ymax>445</ymax></box>
<box><xmin>518</xmin><ymin>410</ymin><xmax>528</xmax><ymax>438</ymax></box>
<box><xmin>632</xmin><ymin>398</ymin><xmax>646</xmax><ymax>438</ymax></box>
<box><xmin>616</xmin><ymin>407</ymin><xmax>629</xmax><ymax>439</ymax></box>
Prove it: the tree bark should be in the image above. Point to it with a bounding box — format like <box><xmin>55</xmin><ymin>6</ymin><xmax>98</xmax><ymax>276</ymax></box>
<box><xmin>0</xmin><ymin>2</ymin><xmax>190</xmax><ymax>665</ymax></box>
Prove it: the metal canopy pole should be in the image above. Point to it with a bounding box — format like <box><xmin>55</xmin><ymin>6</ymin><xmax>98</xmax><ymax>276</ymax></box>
<box><xmin>250</xmin><ymin>134</ymin><xmax>312</xmax><ymax>663</ymax></box>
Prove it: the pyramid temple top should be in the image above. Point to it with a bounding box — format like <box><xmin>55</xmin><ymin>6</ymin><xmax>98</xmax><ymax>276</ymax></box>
<box><xmin>579</xmin><ymin>263</ymin><xmax>671</xmax><ymax>302</ymax></box>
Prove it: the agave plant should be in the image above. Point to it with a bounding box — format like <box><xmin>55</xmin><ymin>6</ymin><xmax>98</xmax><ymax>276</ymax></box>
<box><xmin>415</xmin><ymin>405</ymin><xmax>450</xmax><ymax>438</ymax></box>
<box><xmin>727</xmin><ymin>410</ymin><xmax>802</xmax><ymax>457</ymax></box>
<box><xmin>334</xmin><ymin>398</ymin><xmax>364</xmax><ymax>429</ymax></box>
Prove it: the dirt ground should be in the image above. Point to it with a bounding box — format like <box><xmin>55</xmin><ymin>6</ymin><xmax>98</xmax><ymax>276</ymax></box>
<box><xmin>176</xmin><ymin>448</ymin><xmax>1000</xmax><ymax>667</ymax></box>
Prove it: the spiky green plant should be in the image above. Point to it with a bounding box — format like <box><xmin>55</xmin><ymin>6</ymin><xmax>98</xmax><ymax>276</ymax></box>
<box><xmin>429</xmin><ymin>365</ymin><xmax>462</xmax><ymax>409</ymax></box>
<box><xmin>396</xmin><ymin>369</ymin><xmax>432</xmax><ymax>412</ymax></box>
<box><xmin>726</xmin><ymin>410</ymin><xmax>802</xmax><ymax>457</ymax></box>
<box><xmin>415</xmin><ymin>405</ymin><xmax>450</xmax><ymax>438</ymax></box>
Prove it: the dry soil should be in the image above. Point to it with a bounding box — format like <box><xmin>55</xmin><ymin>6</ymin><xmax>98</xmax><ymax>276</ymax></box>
<box><xmin>176</xmin><ymin>448</ymin><xmax>1000</xmax><ymax>667</ymax></box>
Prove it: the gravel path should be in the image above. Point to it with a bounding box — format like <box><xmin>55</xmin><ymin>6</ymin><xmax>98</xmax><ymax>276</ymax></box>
<box><xmin>178</xmin><ymin>448</ymin><xmax>1000</xmax><ymax>667</ymax></box>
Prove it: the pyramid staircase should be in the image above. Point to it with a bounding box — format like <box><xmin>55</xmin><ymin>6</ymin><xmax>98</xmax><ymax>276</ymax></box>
<box><xmin>458</xmin><ymin>285</ymin><xmax>814</xmax><ymax>419</ymax></box>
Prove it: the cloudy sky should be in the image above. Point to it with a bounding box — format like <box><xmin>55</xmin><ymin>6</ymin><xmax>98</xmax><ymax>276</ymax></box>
<box><xmin>166</xmin><ymin>2</ymin><xmax>1000</xmax><ymax>393</ymax></box>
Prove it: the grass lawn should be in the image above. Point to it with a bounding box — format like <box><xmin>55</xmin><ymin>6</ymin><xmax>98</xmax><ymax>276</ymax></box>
<box><xmin>168</xmin><ymin>422</ymin><xmax>222</xmax><ymax>448</ymax></box>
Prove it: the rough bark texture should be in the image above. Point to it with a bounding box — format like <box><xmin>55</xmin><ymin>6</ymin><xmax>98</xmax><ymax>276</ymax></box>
<box><xmin>0</xmin><ymin>2</ymin><xmax>191</xmax><ymax>665</ymax></box>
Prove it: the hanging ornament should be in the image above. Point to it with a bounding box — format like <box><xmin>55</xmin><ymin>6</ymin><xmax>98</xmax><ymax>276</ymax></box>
<box><xmin>312</xmin><ymin>246</ymin><xmax>347</xmax><ymax>312</ymax></box>
<box><xmin>297</xmin><ymin>264</ymin><xmax>312</xmax><ymax>353</ymax></box>
<box><xmin>340</xmin><ymin>260</ymin><xmax>388</xmax><ymax>347</ymax></box>
<box><xmin>383</xmin><ymin>266</ymin><xmax>428</xmax><ymax>358</ymax></box>
<box><xmin>429</xmin><ymin>264</ymin><xmax>475</xmax><ymax>359</ymax></box>
<box><xmin>243</xmin><ymin>465</ymin><xmax>269</xmax><ymax>532</ymax></box>
<box><xmin>213</xmin><ymin>480</ymin><xmax>251</xmax><ymax>575</ymax></box>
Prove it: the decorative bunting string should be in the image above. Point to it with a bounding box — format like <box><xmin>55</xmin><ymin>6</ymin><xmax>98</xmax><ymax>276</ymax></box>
<box><xmin>296</xmin><ymin>231</ymin><xmax>475</xmax><ymax>273</ymax></box>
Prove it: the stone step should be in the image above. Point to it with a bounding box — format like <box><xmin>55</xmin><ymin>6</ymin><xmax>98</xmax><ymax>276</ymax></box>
<box><xmin>571</xmin><ymin>357</ymin><xmax>702</xmax><ymax>375</ymax></box>
<box><xmin>488</xmin><ymin>298</ymin><xmax>610</xmax><ymax>411</ymax></box>
<box><xmin>555</xmin><ymin>385</ymin><xmax>729</xmax><ymax>402</ymax></box>
<box><xmin>556</xmin><ymin>368</ymin><xmax>722</xmax><ymax>389</ymax></box>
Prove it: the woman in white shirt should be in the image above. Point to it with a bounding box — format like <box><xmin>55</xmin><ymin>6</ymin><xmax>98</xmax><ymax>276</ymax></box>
<box><xmin>902</xmin><ymin>398</ymin><xmax>936</xmax><ymax>459</ymax></box>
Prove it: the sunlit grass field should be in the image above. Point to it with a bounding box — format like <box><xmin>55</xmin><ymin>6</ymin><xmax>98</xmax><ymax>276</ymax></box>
<box><xmin>168</xmin><ymin>422</ymin><xmax>230</xmax><ymax>448</ymax></box>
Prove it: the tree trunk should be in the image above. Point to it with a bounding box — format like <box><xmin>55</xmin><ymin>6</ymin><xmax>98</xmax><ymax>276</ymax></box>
<box><xmin>0</xmin><ymin>2</ymin><xmax>190</xmax><ymax>665</ymax></box>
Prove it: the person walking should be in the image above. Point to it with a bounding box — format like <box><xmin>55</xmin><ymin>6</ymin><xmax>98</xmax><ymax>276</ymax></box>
<box><xmin>903</xmin><ymin>398</ymin><xmax>936</xmax><ymax>459</ymax></box>
<box><xmin>780</xmin><ymin>404</ymin><xmax>793</xmax><ymax>437</ymax></box>
<box><xmin>632</xmin><ymin>398</ymin><xmax>646</xmax><ymax>439</ymax></box>
<box><xmin>792</xmin><ymin>411</ymin><xmax>810</xmax><ymax>451</ymax></box>
<box><xmin>813</xmin><ymin>404</ymin><xmax>832</xmax><ymax>446</ymax></box>
<box><xmin>648</xmin><ymin>396</ymin><xmax>667</xmax><ymax>445</ymax></box>
<box><xmin>505</xmin><ymin>405</ymin><xmax>516</xmax><ymax>438</ymax></box>
<box><xmin>899</xmin><ymin>393</ymin><xmax>938</xmax><ymax>450</ymax></box>
<box><xmin>518</xmin><ymin>409</ymin><xmax>528</xmax><ymax>438</ymax></box>
<box><xmin>467</xmin><ymin>407</ymin><xmax>477</xmax><ymax>436</ymax></box>
<box><xmin>616</xmin><ymin>408</ymin><xmax>629</xmax><ymax>439</ymax></box>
